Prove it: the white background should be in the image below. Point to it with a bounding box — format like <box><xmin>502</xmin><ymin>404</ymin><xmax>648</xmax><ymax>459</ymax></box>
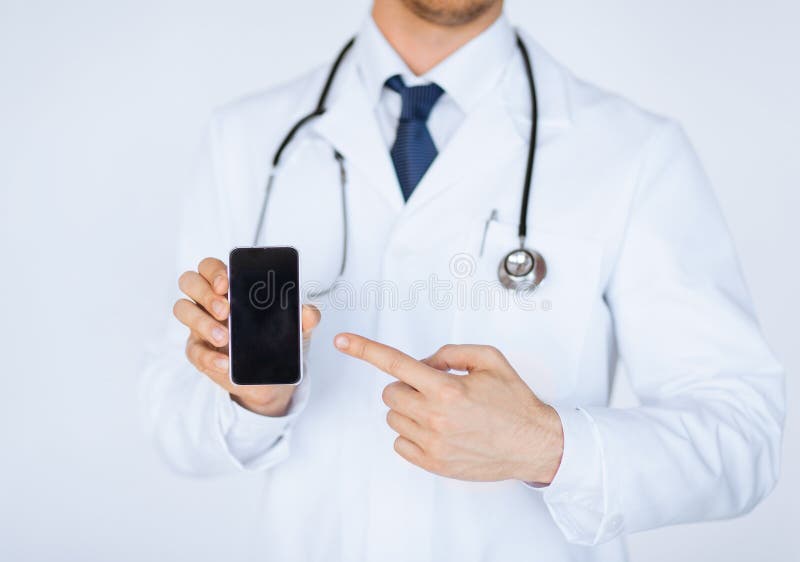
<box><xmin>1</xmin><ymin>0</ymin><xmax>797</xmax><ymax>560</ymax></box>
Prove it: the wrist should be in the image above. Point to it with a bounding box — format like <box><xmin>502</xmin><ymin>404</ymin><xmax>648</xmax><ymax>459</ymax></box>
<box><xmin>232</xmin><ymin>388</ymin><xmax>294</xmax><ymax>417</ymax></box>
<box><xmin>512</xmin><ymin>404</ymin><xmax>564</xmax><ymax>484</ymax></box>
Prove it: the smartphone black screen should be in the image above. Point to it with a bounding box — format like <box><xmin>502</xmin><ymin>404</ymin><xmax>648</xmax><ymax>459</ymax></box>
<box><xmin>228</xmin><ymin>247</ymin><xmax>301</xmax><ymax>385</ymax></box>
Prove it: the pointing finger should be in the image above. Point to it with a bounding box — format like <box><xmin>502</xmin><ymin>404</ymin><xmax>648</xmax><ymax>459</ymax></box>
<box><xmin>334</xmin><ymin>333</ymin><xmax>444</xmax><ymax>393</ymax></box>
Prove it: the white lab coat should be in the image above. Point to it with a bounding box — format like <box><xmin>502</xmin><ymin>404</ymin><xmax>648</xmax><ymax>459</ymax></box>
<box><xmin>142</xmin><ymin>29</ymin><xmax>785</xmax><ymax>562</ymax></box>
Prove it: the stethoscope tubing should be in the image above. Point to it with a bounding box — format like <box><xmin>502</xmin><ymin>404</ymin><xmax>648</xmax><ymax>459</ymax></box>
<box><xmin>253</xmin><ymin>32</ymin><xmax>545</xmax><ymax>294</ymax></box>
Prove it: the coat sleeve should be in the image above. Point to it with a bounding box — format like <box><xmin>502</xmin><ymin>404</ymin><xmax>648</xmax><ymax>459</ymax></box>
<box><xmin>533</xmin><ymin>121</ymin><xmax>785</xmax><ymax>544</ymax></box>
<box><xmin>139</xmin><ymin>114</ymin><xmax>310</xmax><ymax>476</ymax></box>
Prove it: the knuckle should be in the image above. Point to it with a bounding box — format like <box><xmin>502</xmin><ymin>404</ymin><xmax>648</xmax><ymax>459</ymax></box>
<box><xmin>437</xmin><ymin>380</ymin><xmax>465</xmax><ymax>405</ymax></box>
<box><xmin>428</xmin><ymin>413</ymin><xmax>449</xmax><ymax>433</ymax></box>
<box><xmin>185</xmin><ymin>340</ymin><xmax>201</xmax><ymax>365</ymax></box>
<box><xmin>426</xmin><ymin>455</ymin><xmax>444</xmax><ymax>473</ymax></box>
<box><xmin>199</xmin><ymin>257</ymin><xmax>226</xmax><ymax>283</ymax></box>
<box><xmin>437</xmin><ymin>343</ymin><xmax>455</xmax><ymax>355</ymax></box>
<box><xmin>201</xmin><ymin>317</ymin><xmax>219</xmax><ymax>338</ymax></box>
<box><xmin>355</xmin><ymin>339</ymin><xmax>369</xmax><ymax>359</ymax></box>
<box><xmin>425</xmin><ymin>436</ymin><xmax>446</xmax><ymax>460</ymax></box>
<box><xmin>386</xmin><ymin>353</ymin><xmax>407</xmax><ymax>375</ymax></box>
<box><xmin>201</xmin><ymin>350</ymin><xmax>217</xmax><ymax>372</ymax></box>
<box><xmin>381</xmin><ymin>384</ymin><xmax>396</xmax><ymax>407</ymax></box>
<box><xmin>173</xmin><ymin>299</ymin><xmax>192</xmax><ymax>322</ymax></box>
<box><xmin>385</xmin><ymin>409</ymin><xmax>398</xmax><ymax>429</ymax></box>
<box><xmin>485</xmin><ymin>345</ymin><xmax>504</xmax><ymax>360</ymax></box>
<box><xmin>202</xmin><ymin>292</ymin><xmax>218</xmax><ymax>313</ymax></box>
<box><xmin>427</xmin><ymin>412</ymin><xmax>450</xmax><ymax>433</ymax></box>
<box><xmin>177</xmin><ymin>271</ymin><xmax>193</xmax><ymax>292</ymax></box>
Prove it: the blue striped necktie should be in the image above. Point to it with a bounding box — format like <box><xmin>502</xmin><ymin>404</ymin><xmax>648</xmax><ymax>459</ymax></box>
<box><xmin>385</xmin><ymin>74</ymin><xmax>444</xmax><ymax>201</ymax></box>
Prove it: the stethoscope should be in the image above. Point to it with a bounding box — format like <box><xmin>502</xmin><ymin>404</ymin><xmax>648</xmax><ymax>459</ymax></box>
<box><xmin>254</xmin><ymin>33</ymin><xmax>546</xmax><ymax>295</ymax></box>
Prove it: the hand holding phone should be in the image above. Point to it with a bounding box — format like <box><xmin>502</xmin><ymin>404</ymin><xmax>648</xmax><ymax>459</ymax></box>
<box><xmin>173</xmin><ymin>255</ymin><xmax>320</xmax><ymax>416</ymax></box>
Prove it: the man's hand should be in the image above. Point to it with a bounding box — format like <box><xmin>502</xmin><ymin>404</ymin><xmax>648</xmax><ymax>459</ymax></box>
<box><xmin>334</xmin><ymin>334</ymin><xmax>564</xmax><ymax>484</ymax></box>
<box><xmin>173</xmin><ymin>257</ymin><xmax>320</xmax><ymax>417</ymax></box>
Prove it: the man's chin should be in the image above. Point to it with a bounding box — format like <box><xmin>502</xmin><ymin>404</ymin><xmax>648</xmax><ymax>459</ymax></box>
<box><xmin>400</xmin><ymin>0</ymin><xmax>500</xmax><ymax>26</ymax></box>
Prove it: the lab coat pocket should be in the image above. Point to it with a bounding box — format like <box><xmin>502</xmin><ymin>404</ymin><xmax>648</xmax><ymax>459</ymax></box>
<box><xmin>450</xmin><ymin>219</ymin><xmax>604</xmax><ymax>403</ymax></box>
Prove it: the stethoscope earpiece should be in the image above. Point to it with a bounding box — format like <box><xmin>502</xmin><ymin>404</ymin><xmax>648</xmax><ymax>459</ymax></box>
<box><xmin>498</xmin><ymin>247</ymin><xmax>547</xmax><ymax>291</ymax></box>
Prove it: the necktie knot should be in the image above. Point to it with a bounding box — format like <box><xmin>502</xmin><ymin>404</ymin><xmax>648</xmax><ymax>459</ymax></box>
<box><xmin>385</xmin><ymin>75</ymin><xmax>444</xmax><ymax>122</ymax></box>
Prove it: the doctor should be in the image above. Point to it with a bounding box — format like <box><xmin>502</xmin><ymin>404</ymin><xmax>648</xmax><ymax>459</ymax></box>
<box><xmin>143</xmin><ymin>0</ymin><xmax>785</xmax><ymax>560</ymax></box>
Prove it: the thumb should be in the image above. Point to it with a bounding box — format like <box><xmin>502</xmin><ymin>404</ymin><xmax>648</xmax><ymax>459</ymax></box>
<box><xmin>301</xmin><ymin>304</ymin><xmax>321</xmax><ymax>336</ymax></box>
<box><xmin>422</xmin><ymin>344</ymin><xmax>507</xmax><ymax>374</ymax></box>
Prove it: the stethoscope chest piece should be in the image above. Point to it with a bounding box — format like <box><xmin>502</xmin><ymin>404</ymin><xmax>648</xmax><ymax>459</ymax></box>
<box><xmin>498</xmin><ymin>248</ymin><xmax>547</xmax><ymax>291</ymax></box>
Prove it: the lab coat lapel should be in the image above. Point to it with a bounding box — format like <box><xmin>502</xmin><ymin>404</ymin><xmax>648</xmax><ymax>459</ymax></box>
<box><xmin>404</xmin><ymin>92</ymin><xmax>524</xmax><ymax>214</ymax></box>
<box><xmin>311</xmin><ymin>60</ymin><xmax>404</xmax><ymax>213</ymax></box>
<box><xmin>404</xmin><ymin>34</ymin><xmax>573</xmax><ymax>215</ymax></box>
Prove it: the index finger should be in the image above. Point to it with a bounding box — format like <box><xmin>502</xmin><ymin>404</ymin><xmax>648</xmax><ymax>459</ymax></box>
<box><xmin>198</xmin><ymin>257</ymin><xmax>228</xmax><ymax>295</ymax></box>
<box><xmin>334</xmin><ymin>333</ymin><xmax>444</xmax><ymax>393</ymax></box>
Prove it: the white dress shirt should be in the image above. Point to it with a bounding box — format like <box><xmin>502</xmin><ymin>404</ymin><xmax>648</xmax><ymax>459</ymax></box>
<box><xmin>359</xmin><ymin>15</ymin><xmax>517</xmax><ymax>151</ymax></box>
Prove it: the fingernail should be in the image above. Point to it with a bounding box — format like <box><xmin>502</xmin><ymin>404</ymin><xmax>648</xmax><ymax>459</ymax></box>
<box><xmin>212</xmin><ymin>327</ymin><xmax>226</xmax><ymax>343</ymax></box>
<box><xmin>334</xmin><ymin>335</ymin><xmax>350</xmax><ymax>350</ymax></box>
<box><xmin>214</xmin><ymin>275</ymin><xmax>225</xmax><ymax>290</ymax></box>
<box><xmin>214</xmin><ymin>357</ymin><xmax>229</xmax><ymax>370</ymax></box>
<box><xmin>212</xmin><ymin>300</ymin><xmax>226</xmax><ymax>317</ymax></box>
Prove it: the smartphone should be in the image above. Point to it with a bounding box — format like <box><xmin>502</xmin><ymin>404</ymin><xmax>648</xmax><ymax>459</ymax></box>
<box><xmin>228</xmin><ymin>247</ymin><xmax>302</xmax><ymax>385</ymax></box>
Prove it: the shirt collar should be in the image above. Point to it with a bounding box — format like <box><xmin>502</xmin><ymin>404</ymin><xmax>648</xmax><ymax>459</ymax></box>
<box><xmin>354</xmin><ymin>13</ymin><xmax>517</xmax><ymax>113</ymax></box>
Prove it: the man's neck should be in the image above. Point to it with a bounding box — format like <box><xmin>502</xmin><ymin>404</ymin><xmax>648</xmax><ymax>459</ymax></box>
<box><xmin>371</xmin><ymin>1</ymin><xmax>503</xmax><ymax>76</ymax></box>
